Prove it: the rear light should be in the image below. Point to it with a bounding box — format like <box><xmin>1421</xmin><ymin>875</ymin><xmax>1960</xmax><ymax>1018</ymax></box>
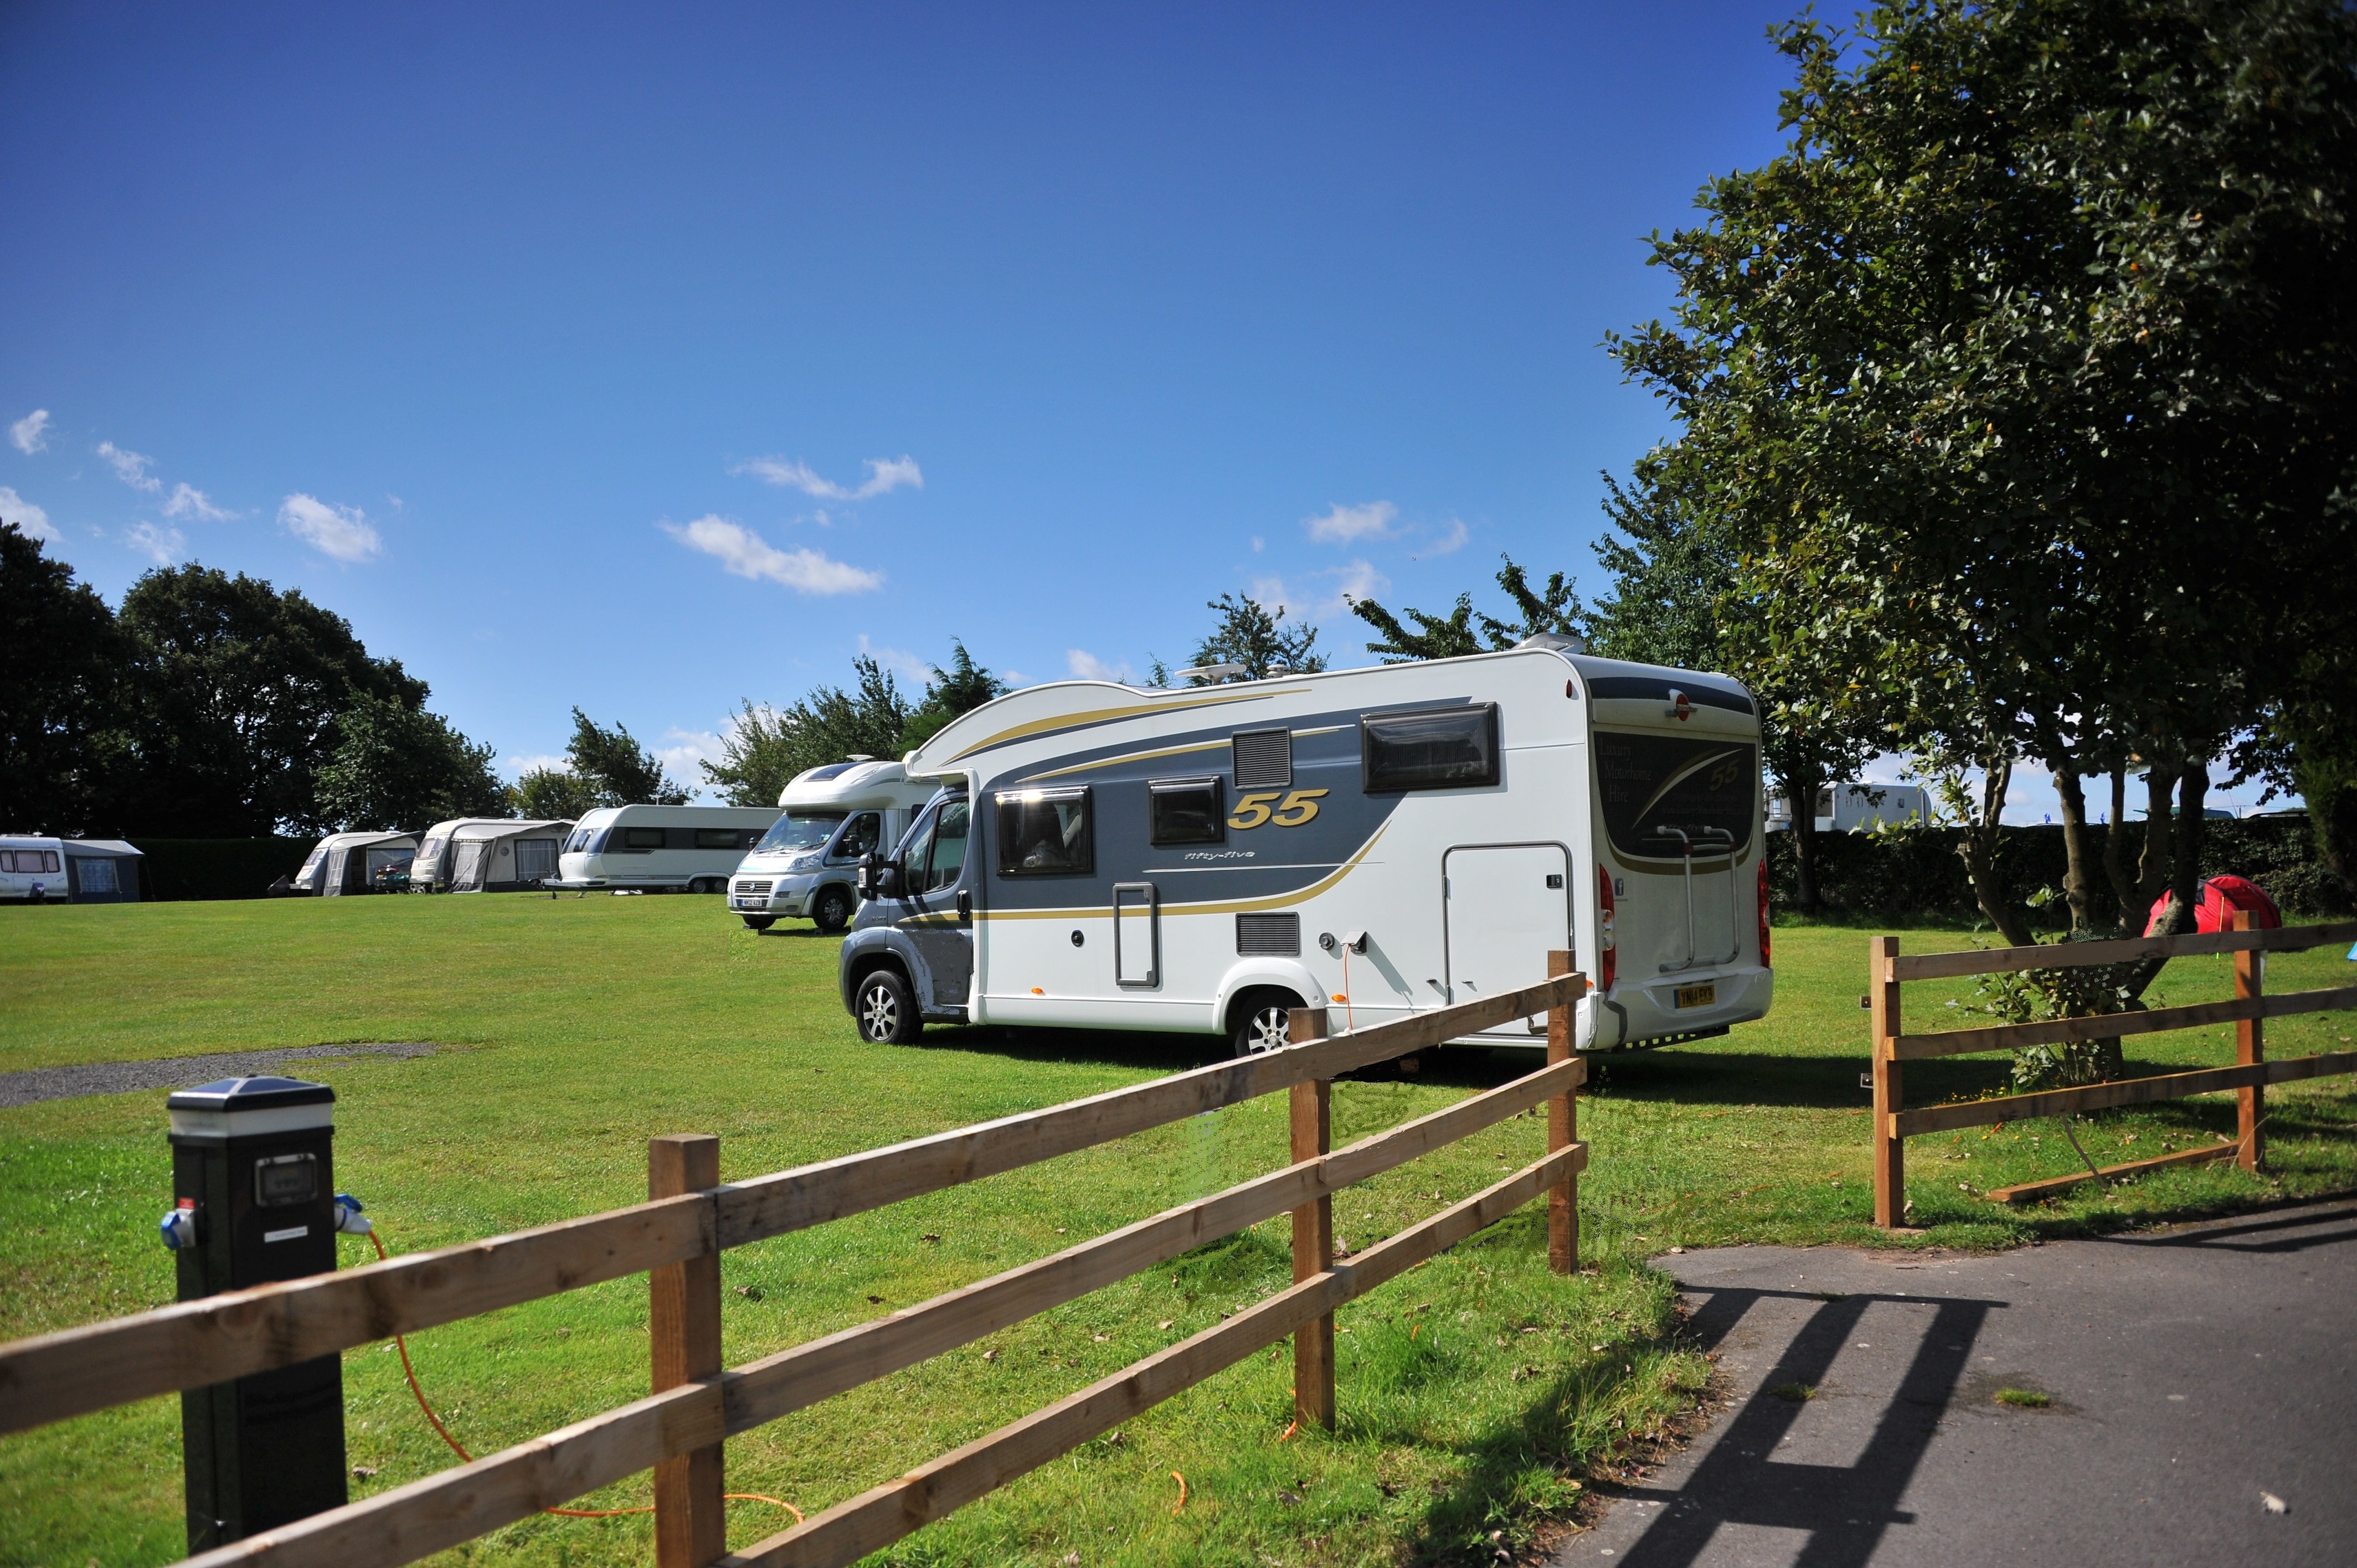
<box><xmin>1597</xmin><ymin>865</ymin><xmax>1617</xmax><ymax>993</ymax></box>
<box><xmin>1757</xmin><ymin>856</ymin><xmax>1772</xmax><ymax>967</ymax></box>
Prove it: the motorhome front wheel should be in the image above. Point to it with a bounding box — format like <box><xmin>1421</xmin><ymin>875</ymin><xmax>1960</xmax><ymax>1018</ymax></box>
<box><xmin>811</xmin><ymin>886</ymin><xmax>855</xmax><ymax>933</ymax></box>
<box><xmin>855</xmin><ymin>968</ymin><xmax>922</xmax><ymax>1045</ymax></box>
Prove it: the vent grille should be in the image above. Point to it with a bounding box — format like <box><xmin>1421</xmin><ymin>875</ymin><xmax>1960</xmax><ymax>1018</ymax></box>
<box><xmin>1235</xmin><ymin>912</ymin><xmax>1301</xmax><ymax>956</ymax></box>
<box><xmin>1232</xmin><ymin>728</ymin><xmax>1293</xmax><ymax>790</ymax></box>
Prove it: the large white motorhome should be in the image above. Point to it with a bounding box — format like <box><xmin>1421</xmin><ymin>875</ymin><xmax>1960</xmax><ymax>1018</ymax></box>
<box><xmin>548</xmin><ymin>805</ymin><xmax>782</xmax><ymax>894</ymax></box>
<box><xmin>728</xmin><ymin>759</ymin><xmax>936</xmax><ymax>932</ymax></box>
<box><xmin>837</xmin><ymin>639</ymin><xmax>1772</xmax><ymax>1055</ymax></box>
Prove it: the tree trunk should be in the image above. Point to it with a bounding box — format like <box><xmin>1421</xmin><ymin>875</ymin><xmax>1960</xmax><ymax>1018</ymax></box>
<box><xmin>1779</xmin><ymin>768</ymin><xmax>1821</xmax><ymax>914</ymax></box>
<box><xmin>2138</xmin><ymin>766</ymin><xmax>2173</xmax><ymax>910</ymax></box>
<box><xmin>2045</xmin><ymin>752</ymin><xmax>2097</xmax><ymax>936</ymax></box>
<box><xmin>2170</xmin><ymin>758</ymin><xmax>2208</xmax><ymax>920</ymax></box>
<box><xmin>2101</xmin><ymin>764</ymin><xmax>2138</xmax><ymax>929</ymax></box>
<box><xmin>1957</xmin><ymin>756</ymin><xmax>2035</xmax><ymax>947</ymax></box>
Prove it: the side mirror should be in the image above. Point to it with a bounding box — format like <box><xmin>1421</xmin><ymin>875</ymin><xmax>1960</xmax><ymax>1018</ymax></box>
<box><xmin>856</xmin><ymin>854</ymin><xmax>876</xmax><ymax>898</ymax></box>
<box><xmin>863</xmin><ymin>857</ymin><xmax>904</xmax><ymax>899</ymax></box>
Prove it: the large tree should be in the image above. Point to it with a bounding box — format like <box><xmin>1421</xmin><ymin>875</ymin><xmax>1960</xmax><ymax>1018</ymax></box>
<box><xmin>115</xmin><ymin>564</ymin><xmax>429</xmax><ymax>835</ymax></box>
<box><xmin>548</xmin><ymin>708</ymin><xmax>691</xmax><ymax>808</ymax></box>
<box><xmin>699</xmin><ymin>645</ymin><xmax>1006</xmax><ymax>809</ymax></box>
<box><xmin>1609</xmin><ymin>0</ymin><xmax>2357</xmax><ymax>948</ymax></box>
<box><xmin>1188</xmin><ymin>595</ymin><xmax>1327</xmax><ymax>681</ymax></box>
<box><xmin>313</xmin><ymin>692</ymin><xmax>508</xmax><ymax>831</ymax></box>
<box><xmin>1349</xmin><ymin>556</ymin><xmax>1583</xmax><ymax>662</ymax></box>
<box><xmin>0</xmin><ymin>523</ymin><xmax>127</xmax><ymax>836</ymax></box>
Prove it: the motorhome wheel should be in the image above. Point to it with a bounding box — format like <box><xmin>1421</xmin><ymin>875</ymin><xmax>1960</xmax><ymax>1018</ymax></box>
<box><xmin>811</xmin><ymin>885</ymin><xmax>854</xmax><ymax>933</ymax></box>
<box><xmin>1228</xmin><ymin>991</ymin><xmax>1301</xmax><ymax>1059</ymax></box>
<box><xmin>855</xmin><ymin>968</ymin><xmax>921</xmax><ymax>1044</ymax></box>
<box><xmin>740</xmin><ymin>915</ymin><xmax>776</xmax><ymax>931</ymax></box>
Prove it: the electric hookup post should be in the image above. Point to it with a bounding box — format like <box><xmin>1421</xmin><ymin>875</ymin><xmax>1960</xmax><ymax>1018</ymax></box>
<box><xmin>162</xmin><ymin>1076</ymin><xmax>363</xmax><ymax>1550</ymax></box>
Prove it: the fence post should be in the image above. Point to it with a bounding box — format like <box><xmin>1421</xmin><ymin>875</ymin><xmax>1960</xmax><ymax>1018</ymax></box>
<box><xmin>1871</xmin><ymin>936</ymin><xmax>1903</xmax><ymax>1228</ymax></box>
<box><xmin>1546</xmin><ymin>950</ymin><xmax>1578</xmax><ymax>1273</ymax></box>
<box><xmin>2232</xmin><ymin>911</ymin><xmax>2266</xmax><ymax>1172</ymax></box>
<box><xmin>1286</xmin><ymin>1005</ymin><xmax>1336</xmax><ymax>1431</ymax></box>
<box><xmin>650</xmin><ymin>1134</ymin><xmax>724</xmax><ymax>1568</ymax></box>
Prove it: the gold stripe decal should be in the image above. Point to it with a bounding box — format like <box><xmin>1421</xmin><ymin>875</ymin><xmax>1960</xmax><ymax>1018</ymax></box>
<box><xmin>943</xmin><ymin>686</ymin><xmax>1310</xmax><ymax>764</ymax></box>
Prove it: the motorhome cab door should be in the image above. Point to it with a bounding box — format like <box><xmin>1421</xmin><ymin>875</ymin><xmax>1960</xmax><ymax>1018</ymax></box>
<box><xmin>1443</xmin><ymin>843</ymin><xmax>1572</xmax><ymax>1025</ymax></box>
<box><xmin>898</xmin><ymin>796</ymin><xmax>974</xmax><ymax>1014</ymax></box>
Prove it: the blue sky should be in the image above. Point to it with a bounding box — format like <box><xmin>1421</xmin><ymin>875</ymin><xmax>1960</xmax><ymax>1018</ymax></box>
<box><xmin>0</xmin><ymin>3</ymin><xmax>2273</xmax><ymax>821</ymax></box>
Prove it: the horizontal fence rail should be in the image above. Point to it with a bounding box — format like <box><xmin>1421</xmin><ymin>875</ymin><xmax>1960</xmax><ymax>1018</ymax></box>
<box><xmin>1870</xmin><ymin>916</ymin><xmax>2357</xmax><ymax>1224</ymax></box>
<box><xmin>3</xmin><ymin>967</ymin><xmax>1592</xmax><ymax>1568</ymax></box>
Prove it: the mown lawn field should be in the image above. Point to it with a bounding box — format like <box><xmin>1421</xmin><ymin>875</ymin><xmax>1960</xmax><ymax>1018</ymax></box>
<box><xmin>2</xmin><ymin>895</ymin><xmax>2352</xmax><ymax>1568</ymax></box>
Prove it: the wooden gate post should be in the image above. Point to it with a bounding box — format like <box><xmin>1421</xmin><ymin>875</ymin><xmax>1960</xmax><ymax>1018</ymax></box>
<box><xmin>1546</xmin><ymin>949</ymin><xmax>1578</xmax><ymax>1273</ymax></box>
<box><xmin>1870</xmin><ymin>936</ymin><xmax>1904</xmax><ymax>1227</ymax></box>
<box><xmin>1285</xmin><ymin>1006</ymin><xmax>1336</xmax><ymax>1431</ymax></box>
<box><xmin>2233</xmin><ymin>911</ymin><xmax>2266</xmax><ymax>1172</ymax></box>
<box><xmin>650</xmin><ymin>1134</ymin><xmax>724</xmax><ymax>1568</ymax></box>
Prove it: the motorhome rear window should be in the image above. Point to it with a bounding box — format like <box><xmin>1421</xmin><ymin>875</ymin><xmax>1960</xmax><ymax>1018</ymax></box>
<box><xmin>995</xmin><ymin>787</ymin><xmax>1093</xmax><ymax>876</ymax></box>
<box><xmin>1593</xmin><ymin>730</ymin><xmax>1757</xmax><ymax>861</ymax></box>
<box><xmin>1360</xmin><ymin>705</ymin><xmax>1499</xmax><ymax>791</ymax></box>
<box><xmin>1149</xmin><ymin>778</ymin><xmax>1224</xmax><ymax>845</ymax></box>
<box><xmin>622</xmin><ymin>827</ymin><xmax>666</xmax><ymax>850</ymax></box>
<box><xmin>756</xmin><ymin>813</ymin><xmax>843</xmax><ymax>853</ymax></box>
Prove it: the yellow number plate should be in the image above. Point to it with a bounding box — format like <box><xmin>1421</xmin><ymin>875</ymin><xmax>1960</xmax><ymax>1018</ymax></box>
<box><xmin>1673</xmin><ymin>983</ymin><xmax>1716</xmax><ymax>1010</ymax></box>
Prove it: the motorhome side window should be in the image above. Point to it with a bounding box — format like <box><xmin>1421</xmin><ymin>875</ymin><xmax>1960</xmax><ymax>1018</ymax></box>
<box><xmin>836</xmin><ymin>812</ymin><xmax>882</xmax><ymax>860</ymax></box>
<box><xmin>1147</xmin><ymin>778</ymin><xmax>1224</xmax><ymax>845</ymax></box>
<box><xmin>1360</xmin><ymin>704</ymin><xmax>1500</xmax><ymax>791</ymax></box>
<box><xmin>920</xmin><ymin>798</ymin><xmax>970</xmax><ymax>893</ymax></box>
<box><xmin>995</xmin><ymin>787</ymin><xmax>1093</xmax><ymax>875</ymax></box>
<box><xmin>622</xmin><ymin>827</ymin><xmax>666</xmax><ymax>850</ymax></box>
<box><xmin>1592</xmin><ymin>730</ymin><xmax>1758</xmax><ymax>860</ymax></box>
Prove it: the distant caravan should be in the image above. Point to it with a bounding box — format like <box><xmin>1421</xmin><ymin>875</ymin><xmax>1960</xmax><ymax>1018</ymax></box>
<box><xmin>414</xmin><ymin>818</ymin><xmax>574</xmax><ymax>892</ymax></box>
<box><xmin>548</xmin><ymin>805</ymin><xmax>782</xmax><ymax>894</ymax></box>
<box><xmin>836</xmin><ymin>638</ymin><xmax>1773</xmax><ymax>1055</ymax></box>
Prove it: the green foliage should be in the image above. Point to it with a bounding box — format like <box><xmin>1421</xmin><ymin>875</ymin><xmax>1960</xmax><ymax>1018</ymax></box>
<box><xmin>114</xmin><ymin>563</ymin><xmax>430</xmax><ymax>837</ymax></box>
<box><xmin>1971</xmin><ymin>961</ymin><xmax>2138</xmax><ymax>1090</ymax></box>
<box><xmin>313</xmin><ymin>692</ymin><xmax>508</xmax><ymax>831</ymax></box>
<box><xmin>0</xmin><ymin>521</ymin><xmax>125</xmax><ymax>836</ymax></box>
<box><xmin>894</xmin><ymin>640</ymin><xmax>1008</xmax><ymax>752</ymax></box>
<box><xmin>512</xmin><ymin>767</ymin><xmax>604</xmax><ymax>821</ymax></box>
<box><xmin>1349</xmin><ymin>555</ymin><xmax>1583</xmax><ymax>663</ymax></box>
<box><xmin>698</xmin><ymin>651</ymin><xmax>962</xmax><ymax>807</ymax></box>
<box><xmin>544</xmin><ymin>708</ymin><xmax>690</xmax><ymax>808</ymax></box>
<box><xmin>1190</xmin><ymin>594</ymin><xmax>1326</xmax><ymax>680</ymax></box>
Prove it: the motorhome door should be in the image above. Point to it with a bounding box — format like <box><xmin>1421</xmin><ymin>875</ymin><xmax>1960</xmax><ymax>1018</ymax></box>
<box><xmin>902</xmin><ymin>797</ymin><xmax>974</xmax><ymax>1012</ymax></box>
<box><xmin>1444</xmin><ymin>843</ymin><xmax>1572</xmax><ymax>1025</ymax></box>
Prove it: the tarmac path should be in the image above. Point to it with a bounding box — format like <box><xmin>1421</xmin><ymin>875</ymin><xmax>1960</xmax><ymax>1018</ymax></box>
<box><xmin>0</xmin><ymin>1043</ymin><xmax>445</xmax><ymax>1108</ymax></box>
<box><xmin>1552</xmin><ymin>1198</ymin><xmax>2357</xmax><ymax>1567</ymax></box>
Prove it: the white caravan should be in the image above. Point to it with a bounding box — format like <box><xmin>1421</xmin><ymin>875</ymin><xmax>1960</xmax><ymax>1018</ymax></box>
<box><xmin>414</xmin><ymin>818</ymin><xmax>574</xmax><ymax>892</ymax></box>
<box><xmin>294</xmin><ymin>831</ymin><xmax>419</xmax><ymax>896</ymax></box>
<box><xmin>836</xmin><ymin>639</ymin><xmax>1773</xmax><ymax>1055</ymax></box>
<box><xmin>728</xmin><ymin>759</ymin><xmax>936</xmax><ymax>932</ymax></box>
<box><xmin>549</xmin><ymin>805</ymin><xmax>782</xmax><ymax>893</ymax></box>
<box><xmin>1767</xmin><ymin>782</ymin><xmax>1932</xmax><ymax>833</ymax></box>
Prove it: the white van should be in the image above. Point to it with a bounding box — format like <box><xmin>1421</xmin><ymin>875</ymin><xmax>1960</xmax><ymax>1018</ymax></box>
<box><xmin>550</xmin><ymin>805</ymin><xmax>782</xmax><ymax>894</ymax></box>
<box><xmin>1767</xmin><ymin>782</ymin><xmax>1932</xmax><ymax>833</ymax></box>
<box><xmin>837</xmin><ymin>638</ymin><xmax>1773</xmax><ymax>1054</ymax></box>
<box><xmin>728</xmin><ymin>759</ymin><xmax>936</xmax><ymax>932</ymax></box>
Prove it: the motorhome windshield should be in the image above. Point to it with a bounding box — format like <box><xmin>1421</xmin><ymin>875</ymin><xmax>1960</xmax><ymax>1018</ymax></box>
<box><xmin>756</xmin><ymin>813</ymin><xmax>846</xmax><ymax>853</ymax></box>
<box><xmin>1594</xmin><ymin>730</ymin><xmax>1758</xmax><ymax>860</ymax></box>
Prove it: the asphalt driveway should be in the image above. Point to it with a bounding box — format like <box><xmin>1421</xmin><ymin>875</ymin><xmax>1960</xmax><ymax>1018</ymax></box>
<box><xmin>1553</xmin><ymin>1198</ymin><xmax>2357</xmax><ymax>1567</ymax></box>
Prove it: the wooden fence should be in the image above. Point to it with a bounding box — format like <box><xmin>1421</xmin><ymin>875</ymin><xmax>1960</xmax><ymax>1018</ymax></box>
<box><xmin>1869</xmin><ymin>915</ymin><xmax>2357</xmax><ymax>1224</ymax></box>
<box><xmin>0</xmin><ymin>961</ymin><xmax>1590</xmax><ymax>1568</ymax></box>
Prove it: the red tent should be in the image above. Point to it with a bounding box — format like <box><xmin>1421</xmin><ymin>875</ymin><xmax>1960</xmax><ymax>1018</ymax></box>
<box><xmin>2144</xmin><ymin>874</ymin><xmax>2281</xmax><ymax>936</ymax></box>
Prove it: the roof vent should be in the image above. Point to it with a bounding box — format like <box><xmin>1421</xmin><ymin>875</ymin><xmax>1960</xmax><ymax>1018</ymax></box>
<box><xmin>1515</xmin><ymin>631</ymin><xmax>1587</xmax><ymax>654</ymax></box>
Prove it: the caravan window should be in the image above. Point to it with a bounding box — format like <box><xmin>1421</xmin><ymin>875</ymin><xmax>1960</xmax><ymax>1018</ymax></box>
<box><xmin>6</xmin><ymin>850</ymin><xmax>61</xmax><ymax>873</ymax></box>
<box><xmin>417</xmin><ymin>836</ymin><xmax>447</xmax><ymax>868</ymax></box>
<box><xmin>1149</xmin><ymin>778</ymin><xmax>1224</xmax><ymax>845</ymax></box>
<box><xmin>1360</xmin><ymin>704</ymin><xmax>1500</xmax><ymax>791</ymax></box>
<box><xmin>694</xmin><ymin>827</ymin><xmax>753</xmax><ymax>850</ymax></box>
<box><xmin>995</xmin><ymin>787</ymin><xmax>1093</xmax><ymax>876</ymax></box>
<box><xmin>622</xmin><ymin>827</ymin><xmax>666</xmax><ymax>850</ymax></box>
<box><xmin>296</xmin><ymin>846</ymin><xmax>327</xmax><ymax>885</ymax></box>
<box><xmin>756</xmin><ymin>813</ymin><xmax>842</xmax><ymax>853</ymax></box>
<box><xmin>1593</xmin><ymin>730</ymin><xmax>1758</xmax><ymax>860</ymax></box>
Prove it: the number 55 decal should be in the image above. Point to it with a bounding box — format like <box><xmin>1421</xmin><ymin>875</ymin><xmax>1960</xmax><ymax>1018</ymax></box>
<box><xmin>1229</xmin><ymin>788</ymin><xmax>1330</xmax><ymax>830</ymax></box>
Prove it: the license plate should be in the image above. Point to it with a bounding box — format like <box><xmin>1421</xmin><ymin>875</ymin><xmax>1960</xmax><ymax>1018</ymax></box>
<box><xmin>1674</xmin><ymin>982</ymin><xmax>1716</xmax><ymax>1010</ymax></box>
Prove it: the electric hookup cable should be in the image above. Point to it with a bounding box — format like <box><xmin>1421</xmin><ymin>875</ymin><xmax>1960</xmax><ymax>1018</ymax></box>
<box><xmin>342</xmin><ymin>1200</ymin><xmax>803</xmax><ymax>1524</ymax></box>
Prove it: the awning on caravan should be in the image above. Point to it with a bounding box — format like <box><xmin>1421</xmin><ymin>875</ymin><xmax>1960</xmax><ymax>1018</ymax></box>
<box><xmin>296</xmin><ymin>831</ymin><xmax>418</xmax><ymax>896</ymax></box>
<box><xmin>425</xmin><ymin>818</ymin><xmax>572</xmax><ymax>892</ymax></box>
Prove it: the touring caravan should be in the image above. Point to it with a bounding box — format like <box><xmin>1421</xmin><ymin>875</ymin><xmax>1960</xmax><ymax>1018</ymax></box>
<box><xmin>414</xmin><ymin>818</ymin><xmax>573</xmax><ymax>893</ymax></box>
<box><xmin>292</xmin><ymin>831</ymin><xmax>418</xmax><ymax>896</ymax></box>
<box><xmin>836</xmin><ymin>639</ymin><xmax>1773</xmax><ymax>1055</ymax></box>
<box><xmin>728</xmin><ymin>759</ymin><xmax>936</xmax><ymax>931</ymax></box>
<box><xmin>549</xmin><ymin>805</ymin><xmax>782</xmax><ymax>894</ymax></box>
<box><xmin>0</xmin><ymin>835</ymin><xmax>143</xmax><ymax>903</ymax></box>
<box><xmin>1767</xmin><ymin>782</ymin><xmax>1932</xmax><ymax>833</ymax></box>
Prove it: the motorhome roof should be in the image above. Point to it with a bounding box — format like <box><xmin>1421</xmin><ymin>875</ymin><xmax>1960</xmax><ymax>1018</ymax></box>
<box><xmin>779</xmin><ymin>759</ymin><xmax>934</xmax><ymax>813</ymax></box>
<box><xmin>900</xmin><ymin>645</ymin><xmax>1754</xmax><ymax>779</ymax></box>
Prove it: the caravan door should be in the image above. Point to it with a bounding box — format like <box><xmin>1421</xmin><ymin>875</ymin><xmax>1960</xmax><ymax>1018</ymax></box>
<box><xmin>1444</xmin><ymin>843</ymin><xmax>1572</xmax><ymax>1028</ymax></box>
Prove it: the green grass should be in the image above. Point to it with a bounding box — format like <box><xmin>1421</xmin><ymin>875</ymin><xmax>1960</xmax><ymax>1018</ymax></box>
<box><xmin>1</xmin><ymin>898</ymin><xmax>2352</xmax><ymax>1567</ymax></box>
<box><xmin>1993</xmin><ymin>1387</ymin><xmax>2051</xmax><ymax>1409</ymax></box>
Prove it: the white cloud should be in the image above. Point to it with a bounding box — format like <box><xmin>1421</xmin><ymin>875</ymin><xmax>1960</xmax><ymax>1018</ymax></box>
<box><xmin>501</xmin><ymin>753</ymin><xmax>569</xmax><ymax>778</ymax></box>
<box><xmin>1067</xmin><ymin>648</ymin><xmax>1138</xmax><ymax>683</ymax></box>
<box><xmin>665</xmin><ymin>514</ymin><xmax>881</xmax><ymax>594</ymax></box>
<box><xmin>126</xmin><ymin>520</ymin><xmax>186</xmax><ymax>564</ymax></box>
<box><xmin>730</xmin><ymin>454</ymin><xmax>924</xmax><ymax>500</ymax></box>
<box><xmin>1421</xmin><ymin>518</ymin><xmax>1470</xmax><ymax>556</ymax></box>
<box><xmin>1250</xmin><ymin>535</ymin><xmax>1265</xmax><ymax>553</ymax></box>
<box><xmin>1304</xmin><ymin>500</ymin><xmax>1397</xmax><ymax>545</ymax></box>
<box><xmin>98</xmin><ymin>441</ymin><xmax>162</xmax><ymax>493</ymax></box>
<box><xmin>1001</xmin><ymin>669</ymin><xmax>1031</xmax><ymax>688</ymax></box>
<box><xmin>858</xmin><ymin>634</ymin><xmax>935</xmax><ymax>687</ymax></box>
<box><xmin>11</xmin><ymin>409</ymin><xmax>50</xmax><ymax>454</ymax></box>
<box><xmin>0</xmin><ymin>487</ymin><xmax>57</xmax><ymax>543</ymax></box>
<box><xmin>162</xmin><ymin>482</ymin><xmax>234</xmax><ymax>522</ymax></box>
<box><xmin>279</xmin><ymin>493</ymin><xmax>384</xmax><ymax>562</ymax></box>
<box><xmin>1253</xmin><ymin>560</ymin><xmax>1392</xmax><ymax>621</ymax></box>
<box><xmin>656</xmin><ymin>728</ymin><xmax>725</xmax><ymax>795</ymax></box>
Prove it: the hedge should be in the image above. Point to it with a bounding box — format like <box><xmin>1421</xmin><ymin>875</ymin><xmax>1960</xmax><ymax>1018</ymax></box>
<box><xmin>127</xmin><ymin>837</ymin><xmax>317</xmax><ymax>901</ymax></box>
<box><xmin>1766</xmin><ymin>816</ymin><xmax>2348</xmax><ymax>925</ymax></box>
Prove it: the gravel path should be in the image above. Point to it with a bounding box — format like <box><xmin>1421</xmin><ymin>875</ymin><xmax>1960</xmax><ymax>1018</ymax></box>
<box><xmin>0</xmin><ymin>1043</ymin><xmax>447</xmax><ymax>1108</ymax></box>
<box><xmin>1552</xmin><ymin>1198</ymin><xmax>2357</xmax><ymax>1567</ymax></box>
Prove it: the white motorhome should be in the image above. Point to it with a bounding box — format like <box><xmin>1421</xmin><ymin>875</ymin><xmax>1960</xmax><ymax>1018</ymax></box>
<box><xmin>837</xmin><ymin>639</ymin><xmax>1772</xmax><ymax>1055</ymax></box>
<box><xmin>728</xmin><ymin>759</ymin><xmax>936</xmax><ymax>932</ymax></box>
<box><xmin>549</xmin><ymin>805</ymin><xmax>782</xmax><ymax>894</ymax></box>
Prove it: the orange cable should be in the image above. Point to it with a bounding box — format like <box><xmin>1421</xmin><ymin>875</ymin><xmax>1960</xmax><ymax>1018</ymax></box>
<box><xmin>1277</xmin><ymin>1419</ymin><xmax>1298</xmax><ymax>1443</ymax></box>
<box><xmin>1170</xmin><ymin>1470</ymin><xmax>1188</xmax><ymax>1515</ymax></box>
<box><xmin>363</xmin><ymin>1227</ymin><xmax>801</xmax><ymax>1524</ymax></box>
